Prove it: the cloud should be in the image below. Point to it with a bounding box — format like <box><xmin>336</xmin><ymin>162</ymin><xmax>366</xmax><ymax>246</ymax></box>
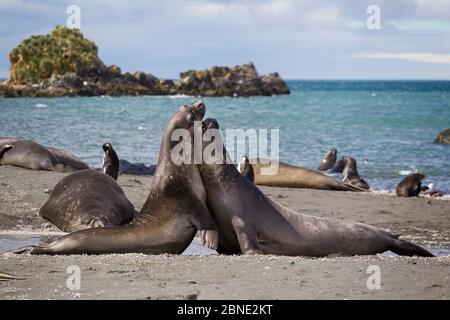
<box><xmin>351</xmin><ymin>52</ymin><xmax>450</xmax><ymax>64</ymax></box>
<box><xmin>414</xmin><ymin>0</ymin><xmax>450</xmax><ymax>17</ymax></box>
<box><xmin>182</xmin><ymin>2</ymin><xmax>251</xmax><ymax>24</ymax></box>
<box><xmin>388</xmin><ymin>19</ymin><xmax>450</xmax><ymax>33</ymax></box>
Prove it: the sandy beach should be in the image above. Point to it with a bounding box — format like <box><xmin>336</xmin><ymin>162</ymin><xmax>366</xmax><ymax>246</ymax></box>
<box><xmin>0</xmin><ymin>165</ymin><xmax>449</xmax><ymax>299</ymax></box>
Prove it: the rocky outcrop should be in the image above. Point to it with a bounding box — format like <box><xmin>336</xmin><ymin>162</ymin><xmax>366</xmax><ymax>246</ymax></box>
<box><xmin>177</xmin><ymin>63</ymin><xmax>289</xmax><ymax>96</ymax></box>
<box><xmin>1</xmin><ymin>27</ymin><xmax>290</xmax><ymax>97</ymax></box>
<box><xmin>434</xmin><ymin>128</ymin><xmax>450</xmax><ymax>144</ymax></box>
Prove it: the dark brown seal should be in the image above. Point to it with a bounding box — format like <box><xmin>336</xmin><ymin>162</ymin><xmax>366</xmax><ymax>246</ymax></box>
<box><xmin>396</xmin><ymin>173</ymin><xmax>425</xmax><ymax>197</ymax></box>
<box><xmin>197</xmin><ymin>118</ymin><xmax>433</xmax><ymax>257</ymax></box>
<box><xmin>318</xmin><ymin>148</ymin><xmax>337</xmax><ymax>171</ymax></box>
<box><xmin>341</xmin><ymin>157</ymin><xmax>370</xmax><ymax>190</ymax></box>
<box><xmin>13</xmin><ymin>101</ymin><xmax>218</xmax><ymax>255</ymax></box>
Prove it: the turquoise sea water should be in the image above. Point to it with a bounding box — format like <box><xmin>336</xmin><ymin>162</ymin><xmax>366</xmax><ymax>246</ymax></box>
<box><xmin>1</xmin><ymin>80</ymin><xmax>449</xmax><ymax>193</ymax></box>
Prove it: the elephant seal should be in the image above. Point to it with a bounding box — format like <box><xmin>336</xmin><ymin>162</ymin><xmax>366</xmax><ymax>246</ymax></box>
<box><xmin>0</xmin><ymin>140</ymin><xmax>88</xmax><ymax>172</ymax></box>
<box><xmin>318</xmin><ymin>148</ymin><xmax>337</xmax><ymax>171</ymax></box>
<box><xmin>119</xmin><ymin>160</ymin><xmax>156</xmax><ymax>175</ymax></box>
<box><xmin>237</xmin><ymin>155</ymin><xmax>254</xmax><ymax>183</ymax></box>
<box><xmin>329</xmin><ymin>156</ymin><xmax>345</xmax><ymax>173</ymax></box>
<box><xmin>0</xmin><ymin>137</ymin><xmax>18</xmax><ymax>148</ymax></box>
<box><xmin>251</xmin><ymin>159</ymin><xmax>365</xmax><ymax>191</ymax></box>
<box><xmin>13</xmin><ymin>101</ymin><xmax>218</xmax><ymax>255</ymax></box>
<box><xmin>102</xmin><ymin>142</ymin><xmax>119</xmax><ymax>180</ymax></box>
<box><xmin>39</xmin><ymin>169</ymin><xmax>135</xmax><ymax>232</ymax></box>
<box><xmin>198</xmin><ymin>118</ymin><xmax>433</xmax><ymax>257</ymax></box>
<box><xmin>39</xmin><ymin>144</ymin><xmax>133</xmax><ymax>232</ymax></box>
<box><xmin>341</xmin><ymin>157</ymin><xmax>370</xmax><ymax>190</ymax></box>
<box><xmin>396</xmin><ymin>173</ymin><xmax>425</xmax><ymax>197</ymax></box>
<box><xmin>45</xmin><ymin>146</ymin><xmax>89</xmax><ymax>171</ymax></box>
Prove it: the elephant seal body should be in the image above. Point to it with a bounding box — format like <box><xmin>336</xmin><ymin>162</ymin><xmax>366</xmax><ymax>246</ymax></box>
<box><xmin>341</xmin><ymin>157</ymin><xmax>370</xmax><ymax>190</ymax></box>
<box><xmin>102</xmin><ymin>143</ymin><xmax>119</xmax><ymax>180</ymax></box>
<box><xmin>198</xmin><ymin>118</ymin><xmax>433</xmax><ymax>257</ymax></box>
<box><xmin>396</xmin><ymin>173</ymin><xmax>425</xmax><ymax>197</ymax></box>
<box><xmin>0</xmin><ymin>140</ymin><xmax>60</xmax><ymax>171</ymax></box>
<box><xmin>0</xmin><ymin>140</ymin><xmax>88</xmax><ymax>172</ymax></box>
<box><xmin>45</xmin><ymin>146</ymin><xmax>89</xmax><ymax>171</ymax></box>
<box><xmin>40</xmin><ymin>143</ymin><xmax>129</xmax><ymax>232</ymax></box>
<box><xmin>329</xmin><ymin>156</ymin><xmax>345</xmax><ymax>173</ymax></box>
<box><xmin>13</xmin><ymin>101</ymin><xmax>218</xmax><ymax>255</ymax></box>
<box><xmin>39</xmin><ymin>169</ymin><xmax>136</xmax><ymax>232</ymax></box>
<box><xmin>237</xmin><ymin>156</ymin><xmax>254</xmax><ymax>183</ymax></box>
<box><xmin>0</xmin><ymin>137</ymin><xmax>18</xmax><ymax>148</ymax></box>
<box><xmin>318</xmin><ymin>148</ymin><xmax>337</xmax><ymax>171</ymax></box>
<box><xmin>119</xmin><ymin>160</ymin><xmax>156</xmax><ymax>175</ymax></box>
<box><xmin>251</xmin><ymin>158</ymin><xmax>363</xmax><ymax>191</ymax></box>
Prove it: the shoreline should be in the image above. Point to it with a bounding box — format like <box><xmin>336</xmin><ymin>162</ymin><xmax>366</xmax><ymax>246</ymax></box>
<box><xmin>0</xmin><ymin>166</ymin><xmax>449</xmax><ymax>299</ymax></box>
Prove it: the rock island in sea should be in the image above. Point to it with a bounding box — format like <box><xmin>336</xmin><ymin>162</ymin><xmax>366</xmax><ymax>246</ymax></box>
<box><xmin>0</xmin><ymin>26</ymin><xmax>289</xmax><ymax>98</ymax></box>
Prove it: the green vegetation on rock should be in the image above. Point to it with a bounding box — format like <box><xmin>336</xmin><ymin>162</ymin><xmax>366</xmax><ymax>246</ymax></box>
<box><xmin>8</xmin><ymin>26</ymin><xmax>104</xmax><ymax>84</ymax></box>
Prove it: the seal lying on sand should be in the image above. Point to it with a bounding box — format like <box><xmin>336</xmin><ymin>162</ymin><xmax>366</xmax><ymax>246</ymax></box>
<box><xmin>396</xmin><ymin>173</ymin><xmax>425</xmax><ymax>197</ymax></box>
<box><xmin>12</xmin><ymin>101</ymin><xmax>218</xmax><ymax>255</ymax></box>
<box><xmin>318</xmin><ymin>148</ymin><xmax>337</xmax><ymax>171</ymax></box>
<box><xmin>341</xmin><ymin>157</ymin><xmax>370</xmax><ymax>190</ymax></box>
<box><xmin>39</xmin><ymin>143</ymin><xmax>135</xmax><ymax>232</ymax></box>
<box><xmin>119</xmin><ymin>160</ymin><xmax>156</xmax><ymax>175</ymax></box>
<box><xmin>198</xmin><ymin>118</ymin><xmax>433</xmax><ymax>257</ymax></box>
<box><xmin>237</xmin><ymin>155</ymin><xmax>254</xmax><ymax>183</ymax></box>
<box><xmin>0</xmin><ymin>137</ymin><xmax>18</xmax><ymax>148</ymax></box>
<box><xmin>0</xmin><ymin>139</ymin><xmax>88</xmax><ymax>172</ymax></box>
<box><xmin>251</xmin><ymin>159</ymin><xmax>365</xmax><ymax>191</ymax></box>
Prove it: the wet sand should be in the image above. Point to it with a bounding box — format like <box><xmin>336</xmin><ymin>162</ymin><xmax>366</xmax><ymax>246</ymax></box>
<box><xmin>0</xmin><ymin>166</ymin><xmax>449</xmax><ymax>299</ymax></box>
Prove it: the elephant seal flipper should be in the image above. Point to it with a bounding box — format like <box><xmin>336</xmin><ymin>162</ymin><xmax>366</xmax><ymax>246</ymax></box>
<box><xmin>389</xmin><ymin>239</ymin><xmax>434</xmax><ymax>257</ymax></box>
<box><xmin>198</xmin><ymin>118</ymin><xmax>433</xmax><ymax>257</ymax></box>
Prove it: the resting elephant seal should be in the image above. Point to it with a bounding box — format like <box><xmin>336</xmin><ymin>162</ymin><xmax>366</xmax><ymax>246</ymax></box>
<box><xmin>39</xmin><ymin>143</ymin><xmax>134</xmax><ymax>232</ymax></box>
<box><xmin>396</xmin><ymin>173</ymin><xmax>425</xmax><ymax>197</ymax></box>
<box><xmin>0</xmin><ymin>137</ymin><xmax>18</xmax><ymax>148</ymax></box>
<box><xmin>198</xmin><ymin>118</ymin><xmax>433</xmax><ymax>257</ymax></box>
<box><xmin>0</xmin><ymin>140</ymin><xmax>88</xmax><ymax>172</ymax></box>
<box><xmin>250</xmin><ymin>158</ymin><xmax>364</xmax><ymax>191</ymax></box>
<box><xmin>13</xmin><ymin>101</ymin><xmax>218</xmax><ymax>255</ymax></box>
<box><xmin>102</xmin><ymin>142</ymin><xmax>119</xmax><ymax>180</ymax></box>
<box><xmin>119</xmin><ymin>160</ymin><xmax>156</xmax><ymax>175</ymax></box>
<box><xmin>341</xmin><ymin>157</ymin><xmax>370</xmax><ymax>190</ymax></box>
<box><xmin>237</xmin><ymin>155</ymin><xmax>254</xmax><ymax>183</ymax></box>
<box><xmin>318</xmin><ymin>148</ymin><xmax>337</xmax><ymax>171</ymax></box>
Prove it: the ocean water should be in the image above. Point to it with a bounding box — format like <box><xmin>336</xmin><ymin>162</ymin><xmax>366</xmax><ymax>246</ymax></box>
<box><xmin>1</xmin><ymin>80</ymin><xmax>449</xmax><ymax>193</ymax></box>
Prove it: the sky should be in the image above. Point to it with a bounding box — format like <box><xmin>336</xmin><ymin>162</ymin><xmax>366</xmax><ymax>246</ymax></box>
<box><xmin>1</xmin><ymin>0</ymin><xmax>450</xmax><ymax>80</ymax></box>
